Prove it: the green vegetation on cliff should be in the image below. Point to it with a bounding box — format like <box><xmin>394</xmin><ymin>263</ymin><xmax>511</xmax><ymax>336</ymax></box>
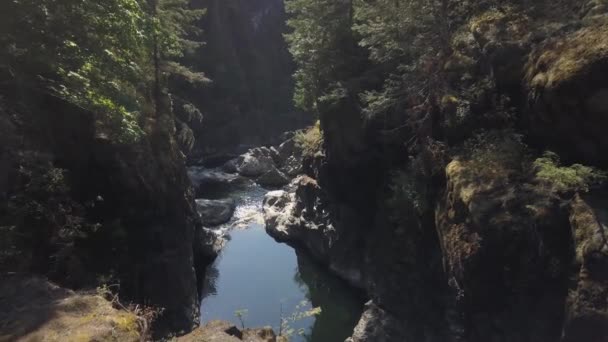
<box><xmin>0</xmin><ymin>0</ymin><xmax>211</xmax><ymax>334</ymax></box>
<box><xmin>283</xmin><ymin>0</ymin><xmax>608</xmax><ymax>341</ymax></box>
<box><xmin>0</xmin><ymin>0</ymin><xmax>204</xmax><ymax>142</ymax></box>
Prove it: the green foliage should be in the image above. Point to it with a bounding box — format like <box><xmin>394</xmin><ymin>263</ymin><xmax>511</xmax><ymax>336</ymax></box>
<box><xmin>234</xmin><ymin>309</ymin><xmax>248</xmax><ymax>330</ymax></box>
<box><xmin>285</xmin><ymin>0</ymin><xmax>451</xmax><ymax>136</ymax></box>
<box><xmin>461</xmin><ymin>130</ymin><xmax>528</xmax><ymax>179</ymax></box>
<box><xmin>0</xmin><ymin>0</ymin><xmax>150</xmax><ymax>143</ymax></box>
<box><xmin>353</xmin><ymin>0</ymin><xmax>442</xmax><ymax>64</ymax></box>
<box><xmin>356</xmin><ymin>0</ymin><xmax>451</xmax><ymax>120</ymax></box>
<box><xmin>284</xmin><ymin>0</ymin><xmax>362</xmax><ymax>112</ymax></box>
<box><xmin>533</xmin><ymin>152</ymin><xmax>607</xmax><ymax>193</ymax></box>
<box><xmin>0</xmin><ymin>153</ymin><xmax>98</xmax><ymax>277</ymax></box>
<box><xmin>154</xmin><ymin>0</ymin><xmax>205</xmax><ymax>59</ymax></box>
<box><xmin>151</xmin><ymin>0</ymin><xmax>207</xmax><ymax>83</ymax></box>
<box><xmin>294</xmin><ymin>121</ymin><xmax>324</xmax><ymax>157</ymax></box>
<box><xmin>0</xmin><ymin>0</ymin><xmax>204</xmax><ymax>144</ymax></box>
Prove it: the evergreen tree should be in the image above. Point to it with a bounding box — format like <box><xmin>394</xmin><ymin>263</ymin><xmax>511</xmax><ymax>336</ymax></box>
<box><xmin>0</xmin><ymin>0</ymin><xmax>205</xmax><ymax>142</ymax></box>
<box><xmin>284</xmin><ymin>0</ymin><xmax>362</xmax><ymax>113</ymax></box>
<box><xmin>285</xmin><ymin>0</ymin><xmax>452</xmax><ymax>122</ymax></box>
<box><xmin>145</xmin><ymin>0</ymin><xmax>206</xmax><ymax>118</ymax></box>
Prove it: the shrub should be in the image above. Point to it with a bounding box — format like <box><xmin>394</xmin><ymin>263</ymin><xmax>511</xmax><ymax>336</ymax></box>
<box><xmin>533</xmin><ymin>151</ymin><xmax>606</xmax><ymax>192</ymax></box>
<box><xmin>459</xmin><ymin>130</ymin><xmax>528</xmax><ymax>180</ymax></box>
<box><xmin>294</xmin><ymin>121</ymin><xmax>323</xmax><ymax>157</ymax></box>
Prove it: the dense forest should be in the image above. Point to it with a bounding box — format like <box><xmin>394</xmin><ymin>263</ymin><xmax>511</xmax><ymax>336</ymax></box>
<box><xmin>1</xmin><ymin>0</ymin><xmax>608</xmax><ymax>341</ymax></box>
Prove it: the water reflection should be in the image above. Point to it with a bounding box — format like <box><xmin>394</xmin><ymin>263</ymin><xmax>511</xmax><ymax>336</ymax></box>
<box><xmin>199</xmin><ymin>225</ymin><xmax>363</xmax><ymax>342</ymax></box>
<box><xmin>294</xmin><ymin>251</ymin><xmax>365</xmax><ymax>342</ymax></box>
<box><xmin>194</xmin><ymin>172</ymin><xmax>364</xmax><ymax>341</ymax></box>
<box><xmin>201</xmin><ymin>261</ymin><xmax>219</xmax><ymax>298</ymax></box>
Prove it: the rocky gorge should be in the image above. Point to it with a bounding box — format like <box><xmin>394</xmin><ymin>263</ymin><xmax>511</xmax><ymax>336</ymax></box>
<box><xmin>2</xmin><ymin>0</ymin><xmax>608</xmax><ymax>341</ymax></box>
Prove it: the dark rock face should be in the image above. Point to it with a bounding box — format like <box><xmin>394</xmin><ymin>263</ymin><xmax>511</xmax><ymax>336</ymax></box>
<box><xmin>437</xmin><ymin>159</ymin><xmax>573</xmax><ymax>342</ymax></box>
<box><xmin>263</xmin><ymin>3</ymin><xmax>608</xmax><ymax>342</ymax></box>
<box><xmin>196</xmin><ymin>199</ymin><xmax>237</xmax><ymax>226</ymax></box>
<box><xmin>0</xmin><ymin>89</ymin><xmax>217</xmax><ymax>334</ymax></box>
<box><xmin>189</xmin><ymin>167</ymin><xmax>252</xmax><ymax>199</ymax></box>
<box><xmin>188</xmin><ymin>0</ymin><xmax>311</xmax><ymax>158</ymax></box>
<box><xmin>263</xmin><ymin>176</ymin><xmax>366</xmax><ymax>288</ymax></box>
<box><xmin>346</xmin><ymin>301</ymin><xmax>409</xmax><ymax>342</ymax></box>
<box><xmin>256</xmin><ymin>167</ymin><xmax>290</xmax><ymax>187</ymax></box>
<box><xmin>564</xmin><ymin>193</ymin><xmax>608</xmax><ymax>342</ymax></box>
<box><xmin>525</xmin><ymin>24</ymin><xmax>608</xmax><ymax>166</ymax></box>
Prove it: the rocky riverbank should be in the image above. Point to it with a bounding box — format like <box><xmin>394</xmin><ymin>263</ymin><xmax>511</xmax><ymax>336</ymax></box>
<box><xmin>176</xmin><ymin>320</ymin><xmax>282</xmax><ymax>342</ymax></box>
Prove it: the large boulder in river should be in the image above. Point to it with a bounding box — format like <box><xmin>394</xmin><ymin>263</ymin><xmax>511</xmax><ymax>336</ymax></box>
<box><xmin>263</xmin><ymin>176</ymin><xmax>364</xmax><ymax>287</ymax></box>
<box><xmin>276</xmin><ymin>138</ymin><xmax>304</xmax><ymax>177</ymax></box>
<box><xmin>256</xmin><ymin>166</ymin><xmax>290</xmax><ymax>187</ymax></box>
<box><xmin>189</xmin><ymin>167</ymin><xmax>252</xmax><ymax>198</ymax></box>
<box><xmin>196</xmin><ymin>199</ymin><xmax>236</xmax><ymax>226</ymax></box>
<box><xmin>263</xmin><ymin>189</ymin><xmax>297</xmax><ymax>240</ymax></box>
<box><xmin>189</xmin><ymin>167</ymin><xmax>245</xmax><ymax>187</ymax></box>
<box><xmin>232</xmin><ymin>147</ymin><xmax>278</xmax><ymax>177</ymax></box>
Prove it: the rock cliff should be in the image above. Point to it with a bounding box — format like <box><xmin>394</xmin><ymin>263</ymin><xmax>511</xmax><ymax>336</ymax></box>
<box><xmin>265</xmin><ymin>2</ymin><xmax>608</xmax><ymax>341</ymax></box>
<box><xmin>0</xmin><ymin>87</ymin><xmax>217</xmax><ymax>334</ymax></box>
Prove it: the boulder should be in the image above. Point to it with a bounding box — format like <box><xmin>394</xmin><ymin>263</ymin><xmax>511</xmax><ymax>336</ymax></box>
<box><xmin>277</xmin><ymin>138</ymin><xmax>296</xmax><ymax>162</ymax></box>
<box><xmin>234</xmin><ymin>147</ymin><xmax>277</xmax><ymax>177</ymax></box>
<box><xmin>175</xmin><ymin>320</ymin><xmax>279</xmax><ymax>342</ymax></box>
<box><xmin>263</xmin><ymin>189</ymin><xmax>296</xmax><ymax>241</ymax></box>
<box><xmin>189</xmin><ymin>167</ymin><xmax>244</xmax><ymax>187</ymax></box>
<box><xmin>346</xmin><ymin>301</ymin><xmax>408</xmax><ymax>342</ymax></box>
<box><xmin>276</xmin><ymin>138</ymin><xmax>304</xmax><ymax>177</ymax></box>
<box><xmin>256</xmin><ymin>166</ymin><xmax>290</xmax><ymax>187</ymax></box>
<box><xmin>262</xmin><ymin>176</ymin><xmax>364</xmax><ymax>287</ymax></box>
<box><xmin>222</xmin><ymin>158</ymin><xmax>239</xmax><ymax>174</ymax></box>
<box><xmin>189</xmin><ymin>167</ymin><xmax>252</xmax><ymax>198</ymax></box>
<box><xmin>196</xmin><ymin>199</ymin><xmax>236</xmax><ymax>226</ymax></box>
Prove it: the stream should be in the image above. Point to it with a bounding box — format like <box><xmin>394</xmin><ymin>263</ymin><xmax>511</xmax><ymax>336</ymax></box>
<box><xmin>190</xmin><ymin>167</ymin><xmax>364</xmax><ymax>341</ymax></box>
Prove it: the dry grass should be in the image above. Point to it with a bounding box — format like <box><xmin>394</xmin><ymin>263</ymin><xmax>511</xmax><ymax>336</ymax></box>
<box><xmin>294</xmin><ymin>121</ymin><xmax>323</xmax><ymax>157</ymax></box>
<box><xmin>0</xmin><ymin>275</ymin><xmax>143</xmax><ymax>342</ymax></box>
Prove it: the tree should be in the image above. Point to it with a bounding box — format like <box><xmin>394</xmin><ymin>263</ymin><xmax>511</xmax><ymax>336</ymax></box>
<box><xmin>285</xmin><ymin>0</ymin><xmax>451</xmax><ymax>127</ymax></box>
<box><xmin>145</xmin><ymin>0</ymin><xmax>206</xmax><ymax>119</ymax></box>
<box><xmin>353</xmin><ymin>0</ymin><xmax>450</xmax><ymax>121</ymax></box>
<box><xmin>0</xmin><ymin>0</ymin><xmax>206</xmax><ymax>142</ymax></box>
<box><xmin>284</xmin><ymin>0</ymin><xmax>362</xmax><ymax>113</ymax></box>
<box><xmin>0</xmin><ymin>0</ymin><xmax>153</xmax><ymax>142</ymax></box>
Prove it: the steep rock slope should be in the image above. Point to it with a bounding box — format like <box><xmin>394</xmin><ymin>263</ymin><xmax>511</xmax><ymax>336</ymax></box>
<box><xmin>266</xmin><ymin>1</ymin><xmax>608</xmax><ymax>341</ymax></box>
<box><xmin>0</xmin><ymin>87</ymin><xmax>216</xmax><ymax>334</ymax></box>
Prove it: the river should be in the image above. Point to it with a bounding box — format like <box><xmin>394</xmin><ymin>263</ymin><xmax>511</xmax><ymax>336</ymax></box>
<box><xmin>191</xmin><ymin>168</ymin><xmax>364</xmax><ymax>341</ymax></box>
